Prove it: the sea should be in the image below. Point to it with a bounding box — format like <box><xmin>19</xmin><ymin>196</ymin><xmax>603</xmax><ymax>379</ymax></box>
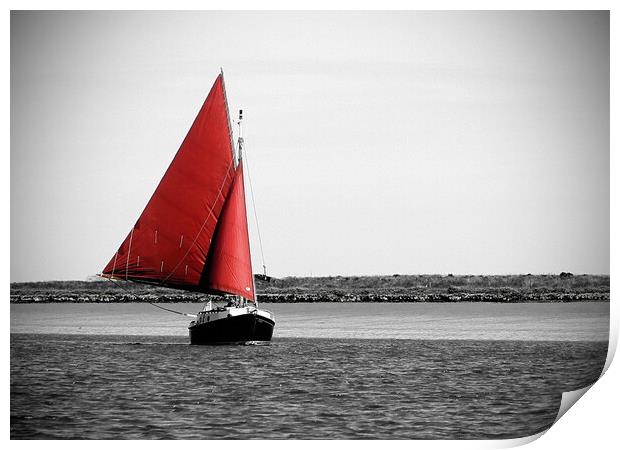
<box><xmin>10</xmin><ymin>302</ymin><xmax>609</xmax><ymax>439</ymax></box>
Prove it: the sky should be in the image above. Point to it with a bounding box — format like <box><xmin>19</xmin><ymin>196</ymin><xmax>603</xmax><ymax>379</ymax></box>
<box><xmin>10</xmin><ymin>11</ymin><xmax>609</xmax><ymax>281</ymax></box>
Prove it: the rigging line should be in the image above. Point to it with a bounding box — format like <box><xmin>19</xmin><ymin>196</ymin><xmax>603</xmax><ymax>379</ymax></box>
<box><xmin>147</xmin><ymin>302</ymin><xmax>197</xmax><ymax>318</ymax></box>
<box><xmin>243</xmin><ymin>143</ymin><xmax>267</xmax><ymax>274</ymax></box>
<box><xmin>125</xmin><ymin>228</ymin><xmax>134</xmax><ymax>280</ymax></box>
<box><xmin>102</xmin><ymin>275</ymin><xmax>196</xmax><ymax>318</ymax></box>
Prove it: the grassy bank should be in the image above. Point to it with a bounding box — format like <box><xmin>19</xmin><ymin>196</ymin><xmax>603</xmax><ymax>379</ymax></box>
<box><xmin>10</xmin><ymin>274</ymin><xmax>610</xmax><ymax>303</ymax></box>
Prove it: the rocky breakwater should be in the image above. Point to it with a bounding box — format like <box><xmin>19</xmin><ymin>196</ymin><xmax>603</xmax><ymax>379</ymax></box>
<box><xmin>255</xmin><ymin>289</ymin><xmax>609</xmax><ymax>303</ymax></box>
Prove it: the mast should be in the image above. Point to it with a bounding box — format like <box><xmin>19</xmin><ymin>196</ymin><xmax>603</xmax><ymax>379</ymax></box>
<box><xmin>237</xmin><ymin>108</ymin><xmax>258</xmax><ymax>308</ymax></box>
<box><xmin>237</xmin><ymin>109</ymin><xmax>244</xmax><ymax>163</ymax></box>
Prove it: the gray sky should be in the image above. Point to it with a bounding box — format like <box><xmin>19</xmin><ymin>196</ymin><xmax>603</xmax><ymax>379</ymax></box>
<box><xmin>10</xmin><ymin>11</ymin><xmax>609</xmax><ymax>281</ymax></box>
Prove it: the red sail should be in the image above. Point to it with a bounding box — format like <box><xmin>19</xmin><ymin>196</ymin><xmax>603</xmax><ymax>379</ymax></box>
<box><xmin>199</xmin><ymin>159</ymin><xmax>255</xmax><ymax>301</ymax></box>
<box><xmin>101</xmin><ymin>74</ymin><xmax>235</xmax><ymax>291</ymax></box>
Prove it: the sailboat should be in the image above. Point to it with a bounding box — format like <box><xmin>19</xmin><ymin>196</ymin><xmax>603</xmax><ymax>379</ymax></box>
<box><xmin>100</xmin><ymin>70</ymin><xmax>275</xmax><ymax>344</ymax></box>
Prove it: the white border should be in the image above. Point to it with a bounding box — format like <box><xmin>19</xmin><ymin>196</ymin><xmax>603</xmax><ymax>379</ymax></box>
<box><xmin>5</xmin><ymin>2</ymin><xmax>616</xmax><ymax>448</ymax></box>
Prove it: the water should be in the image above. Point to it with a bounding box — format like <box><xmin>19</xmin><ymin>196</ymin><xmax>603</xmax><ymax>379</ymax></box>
<box><xmin>10</xmin><ymin>302</ymin><xmax>609</xmax><ymax>439</ymax></box>
<box><xmin>10</xmin><ymin>302</ymin><xmax>610</xmax><ymax>340</ymax></box>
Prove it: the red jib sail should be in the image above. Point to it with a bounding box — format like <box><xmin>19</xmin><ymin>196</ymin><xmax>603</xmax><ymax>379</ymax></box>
<box><xmin>200</xmin><ymin>159</ymin><xmax>255</xmax><ymax>301</ymax></box>
<box><xmin>101</xmin><ymin>74</ymin><xmax>238</xmax><ymax>292</ymax></box>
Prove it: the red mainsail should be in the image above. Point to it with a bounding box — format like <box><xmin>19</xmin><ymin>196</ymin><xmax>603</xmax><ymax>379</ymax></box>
<box><xmin>200</xmin><ymin>160</ymin><xmax>255</xmax><ymax>301</ymax></box>
<box><xmin>101</xmin><ymin>74</ymin><xmax>239</xmax><ymax>292</ymax></box>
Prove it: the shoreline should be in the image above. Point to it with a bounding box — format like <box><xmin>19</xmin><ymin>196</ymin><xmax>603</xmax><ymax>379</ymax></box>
<box><xmin>10</xmin><ymin>275</ymin><xmax>610</xmax><ymax>304</ymax></box>
<box><xmin>10</xmin><ymin>292</ymin><xmax>609</xmax><ymax>304</ymax></box>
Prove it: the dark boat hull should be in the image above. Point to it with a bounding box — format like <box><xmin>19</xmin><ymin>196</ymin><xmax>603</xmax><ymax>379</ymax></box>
<box><xmin>189</xmin><ymin>312</ymin><xmax>275</xmax><ymax>345</ymax></box>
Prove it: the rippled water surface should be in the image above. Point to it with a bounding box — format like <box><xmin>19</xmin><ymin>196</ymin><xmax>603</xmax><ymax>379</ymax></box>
<box><xmin>10</xmin><ymin>302</ymin><xmax>609</xmax><ymax>439</ymax></box>
<box><xmin>11</xmin><ymin>334</ymin><xmax>607</xmax><ymax>439</ymax></box>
